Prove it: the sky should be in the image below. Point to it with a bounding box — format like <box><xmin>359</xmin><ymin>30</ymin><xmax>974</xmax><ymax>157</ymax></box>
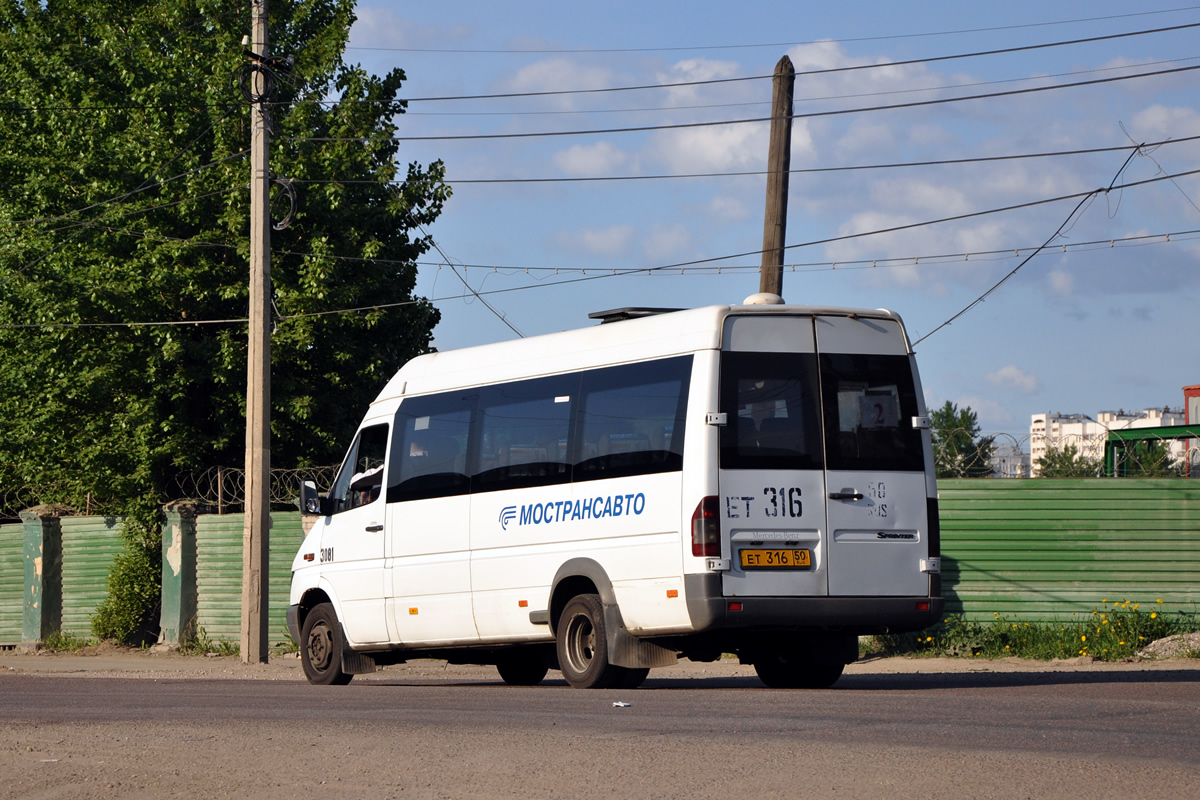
<box><xmin>338</xmin><ymin>1</ymin><xmax>1200</xmax><ymax>441</ymax></box>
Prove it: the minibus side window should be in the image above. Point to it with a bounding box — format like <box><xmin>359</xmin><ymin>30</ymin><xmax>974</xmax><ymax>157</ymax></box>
<box><xmin>328</xmin><ymin>424</ymin><xmax>389</xmax><ymax>513</ymax></box>
<box><xmin>819</xmin><ymin>353</ymin><xmax>924</xmax><ymax>472</ymax></box>
<box><xmin>720</xmin><ymin>352</ymin><xmax>823</xmax><ymax>470</ymax></box>
<box><xmin>473</xmin><ymin>374</ymin><xmax>576</xmax><ymax>492</ymax></box>
<box><xmin>575</xmin><ymin>356</ymin><xmax>691</xmax><ymax>480</ymax></box>
<box><xmin>387</xmin><ymin>394</ymin><xmax>474</xmax><ymax>503</ymax></box>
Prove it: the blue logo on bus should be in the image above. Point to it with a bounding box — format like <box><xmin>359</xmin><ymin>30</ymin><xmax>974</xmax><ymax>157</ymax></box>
<box><xmin>499</xmin><ymin>506</ymin><xmax>518</xmax><ymax>530</ymax></box>
<box><xmin>501</xmin><ymin>493</ymin><xmax>646</xmax><ymax>531</ymax></box>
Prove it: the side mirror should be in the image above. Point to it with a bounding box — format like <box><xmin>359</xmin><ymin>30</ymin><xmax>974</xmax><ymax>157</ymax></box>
<box><xmin>299</xmin><ymin>480</ymin><xmax>325</xmax><ymax>516</ymax></box>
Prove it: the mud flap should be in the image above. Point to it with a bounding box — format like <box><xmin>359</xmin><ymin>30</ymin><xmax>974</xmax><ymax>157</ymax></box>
<box><xmin>603</xmin><ymin>601</ymin><xmax>678</xmax><ymax>669</ymax></box>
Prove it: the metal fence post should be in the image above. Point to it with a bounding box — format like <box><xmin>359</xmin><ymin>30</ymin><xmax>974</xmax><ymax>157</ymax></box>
<box><xmin>20</xmin><ymin>505</ymin><xmax>65</xmax><ymax>650</ymax></box>
<box><xmin>158</xmin><ymin>501</ymin><xmax>200</xmax><ymax>647</ymax></box>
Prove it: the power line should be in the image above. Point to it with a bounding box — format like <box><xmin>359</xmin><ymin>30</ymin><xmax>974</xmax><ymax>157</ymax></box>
<box><xmin>384</xmin><ymin>22</ymin><xmax>1200</xmax><ymax>103</ymax></box>
<box><xmin>293</xmin><ymin>63</ymin><xmax>1200</xmax><ymax>144</ymax></box>
<box><xmin>348</xmin><ymin>7</ymin><xmax>1200</xmax><ymax>54</ymax></box>
<box><xmin>912</xmin><ymin>146</ymin><xmax>1147</xmax><ymax>345</ymax></box>
<box><xmin>284</xmin><ymin>134</ymin><xmax>1200</xmax><ymax>186</ymax></box>
<box><xmin>10</xmin><ymin>169</ymin><xmax>1196</xmax><ymax>330</ymax></box>
<box><xmin>394</xmin><ymin>56</ymin><xmax>1196</xmax><ymax>119</ymax></box>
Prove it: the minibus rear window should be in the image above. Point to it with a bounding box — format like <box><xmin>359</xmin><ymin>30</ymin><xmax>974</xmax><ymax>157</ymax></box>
<box><xmin>819</xmin><ymin>353</ymin><xmax>924</xmax><ymax>472</ymax></box>
<box><xmin>720</xmin><ymin>352</ymin><xmax>824</xmax><ymax>471</ymax></box>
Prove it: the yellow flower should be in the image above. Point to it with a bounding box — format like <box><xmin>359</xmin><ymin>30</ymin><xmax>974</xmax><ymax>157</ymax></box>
<box><xmin>1102</xmin><ymin>598</ymin><xmax>1108</xmax><ymax>603</ymax></box>
<box><xmin>1081</xmin><ymin>635</ymin><xmax>1087</xmax><ymax>641</ymax></box>
<box><xmin>1119</xmin><ymin>641</ymin><xmax>1125</xmax><ymax>645</ymax></box>
<box><xmin>1151</xmin><ymin>612</ymin><xmax>1157</xmax><ymax>619</ymax></box>
<box><xmin>1157</xmin><ymin>598</ymin><xmax>1163</xmax><ymax>604</ymax></box>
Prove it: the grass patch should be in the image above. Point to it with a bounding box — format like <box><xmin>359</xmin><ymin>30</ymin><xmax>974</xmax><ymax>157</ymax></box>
<box><xmin>865</xmin><ymin>599</ymin><xmax>1200</xmax><ymax>661</ymax></box>
<box><xmin>41</xmin><ymin>631</ymin><xmax>95</xmax><ymax>651</ymax></box>
<box><xmin>179</xmin><ymin>627</ymin><xmax>239</xmax><ymax>657</ymax></box>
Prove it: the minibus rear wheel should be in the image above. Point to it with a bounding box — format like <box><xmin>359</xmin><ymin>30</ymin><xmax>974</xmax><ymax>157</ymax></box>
<box><xmin>557</xmin><ymin>593</ymin><xmax>633</xmax><ymax>689</ymax></box>
<box><xmin>753</xmin><ymin>655</ymin><xmax>843</xmax><ymax>689</ymax></box>
<box><xmin>300</xmin><ymin>603</ymin><xmax>353</xmax><ymax>686</ymax></box>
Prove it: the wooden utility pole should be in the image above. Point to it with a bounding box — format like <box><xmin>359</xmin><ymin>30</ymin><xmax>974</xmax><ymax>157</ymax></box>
<box><xmin>758</xmin><ymin>55</ymin><xmax>795</xmax><ymax>297</ymax></box>
<box><xmin>242</xmin><ymin>0</ymin><xmax>271</xmax><ymax>665</ymax></box>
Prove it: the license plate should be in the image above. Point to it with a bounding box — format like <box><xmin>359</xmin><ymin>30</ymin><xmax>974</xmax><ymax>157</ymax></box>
<box><xmin>739</xmin><ymin>548</ymin><xmax>811</xmax><ymax>569</ymax></box>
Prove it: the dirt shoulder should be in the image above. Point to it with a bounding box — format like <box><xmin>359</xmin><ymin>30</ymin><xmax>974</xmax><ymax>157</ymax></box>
<box><xmin>2</xmin><ymin>643</ymin><xmax>1196</xmax><ymax>682</ymax></box>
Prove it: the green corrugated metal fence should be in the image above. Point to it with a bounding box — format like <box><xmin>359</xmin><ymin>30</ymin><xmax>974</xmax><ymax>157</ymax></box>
<box><xmin>939</xmin><ymin>478</ymin><xmax>1200</xmax><ymax>621</ymax></box>
<box><xmin>58</xmin><ymin>516</ymin><xmax>124</xmax><ymax>637</ymax></box>
<box><xmin>0</xmin><ymin>523</ymin><xmax>23</xmax><ymax>646</ymax></box>
<box><xmin>194</xmin><ymin>513</ymin><xmax>305</xmax><ymax>645</ymax></box>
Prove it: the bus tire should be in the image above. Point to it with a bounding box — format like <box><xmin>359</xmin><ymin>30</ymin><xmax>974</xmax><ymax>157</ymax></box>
<box><xmin>300</xmin><ymin>603</ymin><xmax>353</xmax><ymax>686</ymax></box>
<box><xmin>754</xmin><ymin>655</ymin><xmax>843</xmax><ymax>689</ymax></box>
<box><xmin>557</xmin><ymin>593</ymin><xmax>623</xmax><ymax>689</ymax></box>
<box><xmin>612</xmin><ymin>666</ymin><xmax>650</xmax><ymax>690</ymax></box>
<box><xmin>496</xmin><ymin>651</ymin><xmax>549</xmax><ymax>686</ymax></box>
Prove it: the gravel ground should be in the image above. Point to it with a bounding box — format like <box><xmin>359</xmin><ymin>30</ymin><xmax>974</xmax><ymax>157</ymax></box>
<box><xmin>2</xmin><ymin>642</ymin><xmax>1197</xmax><ymax>681</ymax></box>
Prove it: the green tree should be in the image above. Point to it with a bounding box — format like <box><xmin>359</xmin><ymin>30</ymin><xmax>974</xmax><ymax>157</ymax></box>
<box><xmin>1112</xmin><ymin>440</ymin><xmax>1182</xmax><ymax>477</ymax></box>
<box><xmin>930</xmin><ymin>401</ymin><xmax>996</xmax><ymax>478</ymax></box>
<box><xmin>0</xmin><ymin>0</ymin><xmax>449</xmax><ymax>639</ymax></box>
<box><xmin>1035</xmin><ymin>443</ymin><xmax>1101</xmax><ymax>477</ymax></box>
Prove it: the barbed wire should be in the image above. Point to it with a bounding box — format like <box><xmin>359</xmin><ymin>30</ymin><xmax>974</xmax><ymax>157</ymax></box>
<box><xmin>936</xmin><ymin>428</ymin><xmax>1199</xmax><ymax>478</ymax></box>
<box><xmin>0</xmin><ymin>466</ymin><xmax>338</xmax><ymax>522</ymax></box>
<box><xmin>5</xmin><ymin>436</ymin><xmax>1196</xmax><ymax>521</ymax></box>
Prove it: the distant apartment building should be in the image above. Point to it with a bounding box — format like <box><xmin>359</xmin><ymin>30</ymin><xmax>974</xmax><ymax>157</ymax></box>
<box><xmin>1029</xmin><ymin>407</ymin><xmax>1186</xmax><ymax>477</ymax></box>
<box><xmin>990</xmin><ymin>443</ymin><xmax>1031</xmax><ymax>478</ymax></box>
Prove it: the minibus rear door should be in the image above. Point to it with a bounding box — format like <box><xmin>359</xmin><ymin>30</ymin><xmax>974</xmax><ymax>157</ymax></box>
<box><xmin>718</xmin><ymin>315</ymin><xmax>829</xmax><ymax>598</ymax></box>
<box><xmin>815</xmin><ymin>315</ymin><xmax>930</xmax><ymax>598</ymax></box>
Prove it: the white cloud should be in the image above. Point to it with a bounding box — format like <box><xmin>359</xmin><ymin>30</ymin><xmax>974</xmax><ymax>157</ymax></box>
<box><xmin>655</xmin><ymin>58</ymin><xmax>742</xmax><ymax>106</ymax></box>
<box><xmin>643</xmin><ymin>224</ymin><xmax>692</xmax><ymax>262</ymax></box>
<box><xmin>555</xmin><ymin>225</ymin><xmax>635</xmax><ymax>258</ymax></box>
<box><xmin>652</xmin><ymin>122</ymin><xmax>769</xmax><ymax>174</ymax></box>
<box><xmin>503</xmin><ymin>59</ymin><xmax>621</xmax><ymax>110</ymax></box>
<box><xmin>986</xmin><ymin>365</ymin><xmax>1041</xmax><ymax>393</ymax></box>
<box><xmin>707</xmin><ymin>195</ymin><xmax>750</xmax><ymax>221</ymax></box>
<box><xmin>953</xmin><ymin>395</ymin><xmax>1017</xmax><ymax>429</ymax></box>
<box><xmin>553</xmin><ymin>142</ymin><xmax>628</xmax><ymax>176</ymax></box>
<box><xmin>349</xmin><ymin>9</ymin><xmax>470</xmax><ymax>49</ymax></box>
<box><xmin>1047</xmin><ymin>270</ymin><xmax>1074</xmax><ymax>295</ymax></box>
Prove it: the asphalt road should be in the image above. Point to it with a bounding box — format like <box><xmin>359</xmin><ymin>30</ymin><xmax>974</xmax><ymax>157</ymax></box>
<box><xmin>2</xmin><ymin>660</ymin><xmax>1198</xmax><ymax>799</ymax></box>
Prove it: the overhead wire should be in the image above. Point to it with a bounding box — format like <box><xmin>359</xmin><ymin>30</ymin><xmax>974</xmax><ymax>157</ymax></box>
<box><xmin>293</xmin><ymin>62</ymin><xmax>1200</xmax><ymax>144</ymax></box>
<box><xmin>284</xmin><ymin>134</ymin><xmax>1200</xmax><ymax>186</ymax></box>
<box><xmin>912</xmin><ymin>145</ymin><xmax>1148</xmax><ymax>345</ymax></box>
<box><xmin>8</xmin><ymin>168</ymin><xmax>1197</xmax><ymax>329</ymax></box>
<box><xmin>381</xmin><ymin>22</ymin><xmax>1200</xmax><ymax>103</ymax></box>
<box><xmin>350</xmin><ymin>7</ymin><xmax>1200</xmax><ymax>54</ymax></box>
<box><xmin>396</xmin><ymin>56</ymin><xmax>1198</xmax><ymax>118</ymax></box>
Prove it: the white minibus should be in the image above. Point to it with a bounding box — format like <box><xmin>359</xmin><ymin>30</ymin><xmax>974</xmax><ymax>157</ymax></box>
<box><xmin>288</xmin><ymin>295</ymin><xmax>943</xmax><ymax>688</ymax></box>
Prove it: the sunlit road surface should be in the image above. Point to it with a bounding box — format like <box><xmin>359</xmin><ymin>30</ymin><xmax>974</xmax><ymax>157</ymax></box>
<box><xmin>1</xmin><ymin>657</ymin><xmax>1197</xmax><ymax>799</ymax></box>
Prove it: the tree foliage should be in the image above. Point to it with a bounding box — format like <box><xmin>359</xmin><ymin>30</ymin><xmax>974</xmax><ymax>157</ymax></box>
<box><xmin>1035</xmin><ymin>443</ymin><xmax>1101</xmax><ymax>478</ymax></box>
<box><xmin>930</xmin><ymin>401</ymin><xmax>996</xmax><ymax>478</ymax></box>
<box><xmin>0</xmin><ymin>0</ymin><xmax>449</xmax><ymax>516</ymax></box>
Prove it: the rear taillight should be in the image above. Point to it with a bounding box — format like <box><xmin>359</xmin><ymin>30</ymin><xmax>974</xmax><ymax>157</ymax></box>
<box><xmin>691</xmin><ymin>496</ymin><xmax>721</xmax><ymax>557</ymax></box>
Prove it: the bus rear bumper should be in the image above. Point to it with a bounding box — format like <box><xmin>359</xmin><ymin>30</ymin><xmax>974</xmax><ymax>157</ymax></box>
<box><xmin>684</xmin><ymin>573</ymin><xmax>943</xmax><ymax>635</ymax></box>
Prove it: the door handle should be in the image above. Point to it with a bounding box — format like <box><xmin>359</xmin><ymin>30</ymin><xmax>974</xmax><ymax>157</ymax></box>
<box><xmin>365</xmin><ymin>524</ymin><xmax>384</xmax><ymax>532</ymax></box>
<box><xmin>828</xmin><ymin>491</ymin><xmax>864</xmax><ymax>501</ymax></box>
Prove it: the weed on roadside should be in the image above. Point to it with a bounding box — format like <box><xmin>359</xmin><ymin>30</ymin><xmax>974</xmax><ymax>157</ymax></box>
<box><xmin>866</xmin><ymin>599</ymin><xmax>1199</xmax><ymax>661</ymax></box>
<box><xmin>41</xmin><ymin>631</ymin><xmax>95</xmax><ymax>652</ymax></box>
<box><xmin>179</xmin><ymin>627</ymin><xmax>239</xmax><ymax>657</ymax></box>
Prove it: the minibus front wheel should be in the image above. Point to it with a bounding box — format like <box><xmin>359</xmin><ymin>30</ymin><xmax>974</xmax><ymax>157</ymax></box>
<box><xmin>300</xmin><ymin>603</ymin><xmax>353</xmax><ymax>686</ymax></box>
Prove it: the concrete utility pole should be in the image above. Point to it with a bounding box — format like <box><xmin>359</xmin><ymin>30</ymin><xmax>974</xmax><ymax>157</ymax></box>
<box><xmin>242</xmin><ymin>0</ymin><xmax>271</xmax><ymax>665</ymax></box>
<box><xmin>758</xmin><ymin>55</ymin><xmax>795</xmax><ymax>297</ymax></box>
